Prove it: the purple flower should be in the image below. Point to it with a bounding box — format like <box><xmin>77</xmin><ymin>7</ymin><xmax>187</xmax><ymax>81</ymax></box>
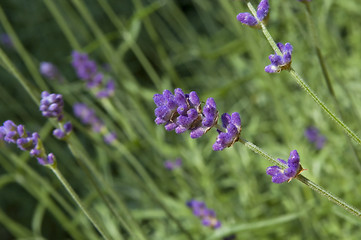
<box><xmin>164</xmin><ymin>158</ymin><xmax>182</xmax><ymax>170</ymax></box>
<box><xmin>236</xmin><ymin>0</ymin><xmax>269</xmax><ymax>27</ymax></box>
<box><xmin>187</xmin><ymin>200</ymin><xmax>221</xmax><ymax>229</ymax></box>
<box><xmin>40</xmin><ymin>91</ymin><xmax>64</xmax><ymax>121</ymax></box>
<box><xmin>0</xmin><ymin>120</ymin><xmax>55</xmax><ymax>165</ymax></box>
<box><xmin>71</xmin><ymin>51</ymin><xmax>115</xmax><ymax>99</ymax></box>
<box><xmin>304</xmin><ymin>126</ymin><xmax>326</xmax><ymax>150</ymax></box>
<box><xmin>153</xmin><ymin>89</ymin><xmax>218</xmax><ymax>139</ymax></box>
<box><xmin>40</xmin><ymin>62</ymin><xmax>63</xmax><ymax>81</ymax></box>
<box><xmin>265</xmin><ymin>42</ymin><xmax>293</xmax><ymax>73</ymax></box>
<box><xmin>213</xmin><ymin>112</ymin><xmax>242</xmax><ymax>151</ymax></box>
<box><xmin>73</xmin><ymin>103</ymin><xmax>104</xmax><ymax>132</ymax></box>
<box><xmin>53</xmin><ymin>122</ymin><xmax>72</xmax><ymax>140</ymax></box>
<box><xmin>96</xmin><ymin>79</ymin><xmax>115</xmax><ymax>98</ymax></box>
<box><xmin>266</xmin><ymin>150</ymin><xmax>305</xmax><ymax>184</ymax></box>
<box><xmin>71</xmin><ymin>51</ymin><xmax>97</xmax><ymax>81</ymax></box>
<box><xmin>104</xmin><ymin>132</ymin><xmax>117</xmax><ymax>144</ymax></box>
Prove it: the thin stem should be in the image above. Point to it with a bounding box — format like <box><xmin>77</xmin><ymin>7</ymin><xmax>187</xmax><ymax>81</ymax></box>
<box><xmin>49</xmin><ymin>165</ymin><xmax>111</xmax><ymax>240</ymax></box>
<box><xmin>237</xmin><ymin>138</ymin><xmax>361</xmax><ymax>217</ymax></box>
<box><xmin>289</xmin><ymin>69</ymin><xmax>361</xmax><ymax>146</ymax></box>
<box><xmin>302</xmin><ymin>3</ymin><xmax>361</xmax><ymax>171</ymax></box>
<box><xmin>246</xmin><ymin>1</ymin><xmax>361</xmax><ymax>147</ymax></box>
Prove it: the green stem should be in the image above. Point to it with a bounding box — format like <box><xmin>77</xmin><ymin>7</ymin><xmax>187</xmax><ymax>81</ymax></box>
<box><xmin>238</xmin><ymin>138</ymin><xmax>361</xmax><ymax>217</ymax></box>
<box><xmin>49</xmin><ymin>165</ymin><xmax>111</xmax><ymax>240</ymax></box>
<box><xmin>302</xmin><ymin>3</ymin><xmax>361</xmax><ymax>171</ymax></box>
<box><xmin>289</xmin><ymin>69</ymin><xmax>361</xmax><ymax>146</ymax></box>
<box><xmin>246</xmin><ymin>1</ymin><xmax>361</xmax><ymax>147</ymax></box>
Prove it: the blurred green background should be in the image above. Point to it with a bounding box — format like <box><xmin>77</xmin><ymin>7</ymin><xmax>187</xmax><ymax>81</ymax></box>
<box><xmin>1</xmin><ymin>0</ymin><xmax>361</xmax><ymax>239</ymax></box>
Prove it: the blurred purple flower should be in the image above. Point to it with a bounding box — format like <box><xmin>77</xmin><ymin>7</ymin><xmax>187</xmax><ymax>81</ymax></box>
<box><xmin>73</xmin><ymin>103</ymin><xmax>104</xmax><ymax>133</ymax></box>
<box><xmin>40</xmin><ymin>62</ymin><xmax>63</xmax><ymax>82</ymax></box>
<box><xmin>104</xmin><ymin>132</ymin><xmax>117</xmax><ymax>144</ymax></box>
<box><xmin>305</xmin><ymin>126</ymin><xmax>326</xmax><ymax>150</ymax></box>
<box><xmin>164</xmin><ymin>158</ymin><xmax>182</xmax><ymax>170</ymax></box>
<box><xmin>186</xmin><ymin>199</ymin><xmax>221</xmax><ymax>229</ymax></box>
<box><xmin>71</xmin><ymin>51</ymin><xmax>115</xmax><ymax>98</ymax></box>
<box><xmin>0</xmin><ymin>33</ymin><xmax>13</xmax><ymax>48</ymax></box>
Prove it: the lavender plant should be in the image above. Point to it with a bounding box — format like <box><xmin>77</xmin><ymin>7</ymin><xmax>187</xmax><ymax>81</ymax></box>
<box><xmin>1</xmin><ymin>0</ymin><xmax>361</xmax><ymax>239</ymax></box>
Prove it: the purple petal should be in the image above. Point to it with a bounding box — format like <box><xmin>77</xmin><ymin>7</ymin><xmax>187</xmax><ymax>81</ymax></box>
<box><xmin>257</xmin><ymin>0</ymin><xmax>269</xmax><ymax>21</ymax></box>
<box><xmin>236</xmin><ymin>12</ymin><xmax>258</xmax><ymax>26</ymax></box>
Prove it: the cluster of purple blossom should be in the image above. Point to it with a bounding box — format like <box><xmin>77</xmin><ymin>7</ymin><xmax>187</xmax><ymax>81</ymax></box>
<box><xmin>0</xmin><ymin>33</ymin><xmax>13</xmax><ymax>48</ymax></box>
<box><xmin>40</xmin><ymin>91</ymin><xmax>72</xmax><ymax>140</ymax></box>
<box><xmin>266</xmin><ymin>150</ymin><xmax>305</xmax><ymax>184</ymax></box>
<box><xmin>186</xmin><ymin>200</ymin><xmax>221</xmax><ymax>229</ymax></box>
<box><xmin>71</xmin><ymin>51</ymin><xmax>115</xmax><ymax>98</ymax></box>
<box><xmin>236</xmin><ymin>0</ymin><xmax>294</xmax><ymax>74</ymax></box>
<box><xmin>304</xmin><ymin>126</ymin><xmax>326</xmax><ymax>150</ymax></box>
<box><xmin>153</xmin><ymin>88</ymin><xmax>241</xmax><ymax>151</ymax></box>
<box><xmin>0</xmin><ymin>120</ymin><xmax>55</xmax><ymax>165</ymax></box>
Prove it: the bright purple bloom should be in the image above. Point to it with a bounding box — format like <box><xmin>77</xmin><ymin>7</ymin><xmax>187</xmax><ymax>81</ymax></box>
<box><xmin>73</xmin><ymin>103</ymin><xmax>104</xmax><ymax>132</ymax></box>
<box><xmin>40</xmin><ymin>91</ymin><xmax>64</xmax><ymax>121</ymax></box>
<box><xmin>213</xmin><ymin>112</ymin><xmax>242</xmax><ymax>151</ymax></box>
<box><xmin>40</xmin><ymin>62</ymin><xmax>62</xmax><ymax>81</ymax></box>
<box><xmin>236</xmin><ymin>0</ymin><xmax>269</xmax><ymax>26</ymax></box>
<box><xmin>266</xmin><ymin>150</ymin><xmax>304</xmax><ymax>184</ymax></box>
<box><xmin>187</xmin><ymin>200</ymin><xmax>221</xmax><ymax>229</ymax></box>
<box><xmin>164</xmin><ymin>158</ymin><xmax>182</xmax><ymax>170</ymax></box>
<box><xmin>265</xmin><ymin>42</ymin><xmax>293</xmax><ymax>73</ymax></box>
<box><xmin>0</xmin><ymin>120</ymin><xmax>55</xmax><ymax>165</ymax></box>
<box><xmin>153</xmin><ymin>88</ymin><xmax>218</xmax><ymax>139</ymax></box>
<box><xmin>104</xmin><ymin>132</ymin><xmax>117</xmax><ymax>144</ymax></box>
<box><xmin>305</xmin><ymin>126</ymin><xmax>326</xmax><ymax>150</ymax></box>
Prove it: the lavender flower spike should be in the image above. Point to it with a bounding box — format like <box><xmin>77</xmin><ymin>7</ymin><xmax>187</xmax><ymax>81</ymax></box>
<box><xmin>236</xmin><ymin>0</ymin><xmax>269</xmax><ymax>27</ymax></box>
<box><xmin>266</xmin><ymin>150</ymin><xmax>305</xmax><ymax>184</ymax></box>
<box><xmin>153</xmin><ymin>88</ymin><xmax>218</xmax><ymax>138</ymax></box>
<box><xmin>265</xmin><ymin>42</ymin><xmax>293</xmax><ymax>73</ymax></box>
<box><xmin>40</xmin><ymin>62</ymin><xmax>63</xmax><ymax>82</ymax></box>
<box><xmin>186</xmin><ymin>200</ymin><xmax>221</xmax><ymax>229</ymax></box>
<box><xmin>0</xmin><ymin>120</ymin><xmax>55</xmax><ymax>166</ymax></box>
<box><xmin>213</xmin><ymin>112</ymin><xmax>242</xmax><ymax>151</ymax></box>
<box><xmin>40</xmin><ymin>91</ymin><xmax>64</xmax><ymax>121</ymax></box>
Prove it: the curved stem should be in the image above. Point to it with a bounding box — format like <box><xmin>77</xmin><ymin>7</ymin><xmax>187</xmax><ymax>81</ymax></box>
<box><xmin>237</xmin><ymin>138</ymin><xmax>361</xmax><ymax>217</ymax></box>
<box><xmin>289</xmin><ymin>69</ymin><xmax>361</xmax><ymax>146</ymax></box>
<box><xmin>49</xmin><ymin>166</ymin><xmax>110</xmax><ymax>240</ymax></box>
<box><xmin>246</xmin><ymin>1</ymin><xmax>361</xmax><ymax>147</ymax></box>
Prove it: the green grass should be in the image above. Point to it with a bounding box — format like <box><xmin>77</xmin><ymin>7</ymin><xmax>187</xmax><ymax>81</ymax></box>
<box><xmin>0</xmin><ymin>0</ymin><xmax>361</xmax><ymax>239</ymax></box>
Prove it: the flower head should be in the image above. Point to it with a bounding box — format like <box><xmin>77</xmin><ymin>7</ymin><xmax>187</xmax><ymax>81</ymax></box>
<box><xmin>304</xmin><ymin>126</ymin><xmax>326</xmax><ymax>150</ymax></box>
<box><xmin>213</xmin><ymin>112</ymin><xmax>242</xmax><ymax>151</ymax></box>
<box><xmin>0</xmin><ymin>33</ymin><xmax>13</xmax><ymax>48</ymax></box>
<box><xmin>40</xmin><ymin>62</ymin><xmax>63</xmax><ymax>82</ymax></box>
<box><xmin>0</xmin><ymin>120</ymin><xmax>55</xmax><ymax>165</ymax></box>
<box><xmin>266</xmin><ymin>150</ymin><xmax>305</xmax><ymax>183</ymax></box>
<box><xmin>153</xmin><ymin>88</ymin><xmax>218</xmax><ymax>139</ymax></box>
<box><xmin>186</xmin><ymin>200</ymin><xmax>221</xmax><ymax>229</ymax></box>
<box><xmin>265</xmin><ymin>42</ymin><xmax>293</xmax><ymax>73</ymax></box>
<box><xmin>104</xmin><ymin>132</ymin><xmax>117</xmax><ymax>144</ymax></box>
<box><xmin>236</xmin><ymin>0</ymin><xmax>269</xmax><ymax>27</ymax></box>
<box><xmin>40</xmin><ymin>91</ymin><xmax>64</xmax><ymax>121</ymax></box>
